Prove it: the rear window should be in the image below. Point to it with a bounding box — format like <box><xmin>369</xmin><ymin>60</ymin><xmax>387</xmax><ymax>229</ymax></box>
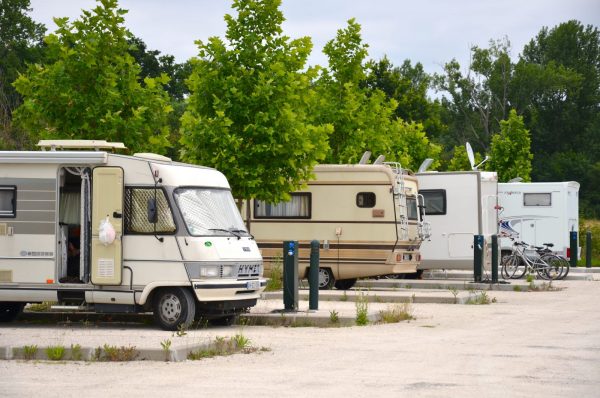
<box><xmin>356</xmin><ymin>192</ymin><xmax>376</xmax><ymax>208</ymax></box>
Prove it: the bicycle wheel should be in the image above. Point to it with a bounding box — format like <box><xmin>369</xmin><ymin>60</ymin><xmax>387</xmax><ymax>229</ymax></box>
<box><xmin>537</xmin><ymin>255</ymin><xmax>563</xmax><ymax>280</ymax></box>
<box><xmin>502</xmin><ymin>254</ymin><xmax>524</xmax><ymax>279</ymax></box>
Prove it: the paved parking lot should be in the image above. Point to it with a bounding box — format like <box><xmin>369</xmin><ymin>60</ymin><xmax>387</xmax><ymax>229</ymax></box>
<box><xmin>1</xmin><ymin>279</ymin><xmax>599</xmax><ymax>397</ymax></box>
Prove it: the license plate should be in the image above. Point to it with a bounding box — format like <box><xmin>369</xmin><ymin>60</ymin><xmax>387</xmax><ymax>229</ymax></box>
<box><xmin>246</xmin><ymin>280</ymin><xmax>260</xmax><ymax>290</ymax></box>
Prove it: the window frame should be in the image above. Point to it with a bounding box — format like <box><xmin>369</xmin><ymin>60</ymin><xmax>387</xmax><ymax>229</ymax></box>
<box><xmin>523</xmin><ymin>192</ymin><xmax>552</xmax><ymax>207</ymax></box>
<box><xmin>123</xmin><ymin>186</ymin><xmax>178</xmax><ymax>235</ymax></box>
<box><xmin>406</xmin><ymin>196</ymin><xmax>418</xmax><ymax>221</ymax></box>
<box><xmin>356</xmin><ymin>192</ymin><xmax>376</xmax><ymax>208</ymax></box>
<box><xmin>253</xmin><ymin>192</ymin><xmax>312</xmax><ymax>220</ymax></box>
<box><xmin>419</xmin><ymin>189</ymin><xmax>447</xmax><ymax>216</ymax></box>
<box><xmin>0</xmin><ymin>186</ymin><xmax>17</xmax><ymax>218</ymax></box>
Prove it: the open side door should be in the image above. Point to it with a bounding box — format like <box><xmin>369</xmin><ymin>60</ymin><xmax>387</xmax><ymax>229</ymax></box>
<box><xmin>91</xmin><ymin>167</ymin><xmax>123</xmax><ymax>285</ymax></box>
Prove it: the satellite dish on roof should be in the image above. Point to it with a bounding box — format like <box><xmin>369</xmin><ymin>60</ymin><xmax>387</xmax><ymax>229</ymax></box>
<box><xmin>359</xmin><ymin>151</ymin><xmax>371</xmax><ymax>164</ymax></box>
<box><xmin>373</xmin><ymin>155</ymin><xmax>385</xmax><ymax>164</ymax></box>
<box><xmin>418</xmin><ymin>158</ymin><xmax>434</xmax><ymax>173</ymax></box>
<box><xmin>466</xmin><ymin>142</ymin><xmax>475</xmax><ymax>170</ymax></box>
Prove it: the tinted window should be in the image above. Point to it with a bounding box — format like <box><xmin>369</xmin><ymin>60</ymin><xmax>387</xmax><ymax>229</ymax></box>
<box><xmin>420</xmin><ymin>189</ymin><xmax>446</xmax><ymax>215</ymax></box>
<box><xmin>254</xmin><ymin>193</ymin><xmax>311</xmax><ymax>219</ymax></box>
<box><xmin>0</xmin><ymin>186</ymin><xmax>16</xmax><ymax>218</ymax></box>
<box><xmin>356</xmin><ymin>192</ymin><xmax>376</xmax><ymax>208</ymax></box>
<box><xmin>407</xmin><ymin>197</ymin><xmax>418</xmax><ymax>220</ymax></box>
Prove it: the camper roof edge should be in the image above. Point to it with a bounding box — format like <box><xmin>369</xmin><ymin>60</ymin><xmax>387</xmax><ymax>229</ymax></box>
<box><xmin>0</xmin><ymin>151</ymin><xmax>108</xmax><ymax>164</ymax></box>
<box><xmin>37</xmin><ymin>139</ymin><xmax>126</xmax><ymax>151</ymax></box>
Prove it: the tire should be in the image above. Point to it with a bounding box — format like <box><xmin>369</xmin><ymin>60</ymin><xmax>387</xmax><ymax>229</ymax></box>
<box><xmin>539</xmin><ymin>255</ymin><xmax>563</xmax><ymax>280</ymax></box>
<box><xmin>0</xmin><ymin>302</ymin><xmax>25</xmax><ymax>322</ymax></box>
<box><xmin>153</xmin><ymin>287</ymin><xmax>196</xmax><ymax>331</ymax></box>
<box><xmin>334</xmin><ymin>278</ymin><xmax>357</xmax><ymax>290</ymax></box>
<box><xmin>318</xmin><ymin>268</ymin><xmax>335</xmax><ymax>290</ymax></box>
<box><xmin>502</xmin><ymin>255</ymin><xmax>525</xmax><ymax>279</ymax></box>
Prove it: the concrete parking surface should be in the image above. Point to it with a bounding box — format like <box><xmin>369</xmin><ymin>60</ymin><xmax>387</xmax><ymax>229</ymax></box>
<box><xmin>1</xmin><ymin>279</ymin><xmax>599</xmax><ymax>397</ymax></box>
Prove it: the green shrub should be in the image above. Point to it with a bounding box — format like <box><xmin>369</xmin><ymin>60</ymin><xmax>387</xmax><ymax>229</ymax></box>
<box><xmin>45</xmin><ymin>345</ymin><xmax>65</xmax><ymax>361</ymax></box>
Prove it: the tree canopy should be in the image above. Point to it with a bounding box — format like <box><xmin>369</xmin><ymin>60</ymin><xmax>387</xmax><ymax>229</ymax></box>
<box><xmin>12</xmin><ymin>0</ymin><xmax>172</xmax><ymax>153</ymax></box>
<box><xmin>179</xmin><ymin>0</ymin><xmax>331</xmax><ymax>202</ymax></box>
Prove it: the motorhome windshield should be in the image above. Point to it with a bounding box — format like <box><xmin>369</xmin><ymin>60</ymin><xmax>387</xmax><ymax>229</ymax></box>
<box><xmin>174</xmin><ymin>188</ymin><xmax>248</xmax><ymax>237</ymax></box>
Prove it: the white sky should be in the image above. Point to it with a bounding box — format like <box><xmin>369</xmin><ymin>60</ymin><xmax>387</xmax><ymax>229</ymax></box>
<box><xmin>28</xmin><ymin>0</ymin><xmax>600</xmax><ymax>75</ymax></box>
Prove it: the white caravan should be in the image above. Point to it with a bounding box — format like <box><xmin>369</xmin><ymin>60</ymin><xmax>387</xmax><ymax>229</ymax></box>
<box><xmin>0</xmin><ymin>140</ymin><xmax>265</xmax><ymax>330</ymax></box>
<box><xmin>416</xmin><ymin>171</ymin><xmax>498</xmax><ymax>270</ymax></box>
<box><xmin>246</xmin><ymin>162</ymin><xmax>429</xmax><ymax>289</ymax></box>
<box><xmin>498</xmin><ymin>181</ymin><xmax>580</xmax><ymax>258</ymax></box>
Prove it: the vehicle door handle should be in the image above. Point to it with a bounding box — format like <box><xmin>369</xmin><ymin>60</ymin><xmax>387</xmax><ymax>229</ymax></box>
<box><xmin>113</xmin><ymin>211</ymin><xmax>122</xmax><ymax>219</ymax></box>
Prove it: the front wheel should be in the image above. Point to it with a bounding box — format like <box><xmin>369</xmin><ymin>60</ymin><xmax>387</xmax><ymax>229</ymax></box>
<box><xmin>0</xmin><ymin>302</ymin><xmax>25</xmax><ymax>322</ymax></box>
<box><xmin>317</xmin><ymin>268</ymin><xmax>335</xmax><ymax>290</ymax></box>
<box><xmin>334</xmin><ymin>278</ymin><xmax>357</xmax><ymax>290</ymax></box>
<box><xmin>153</xmin><ymin>287</ymin><xmax>196</xmax><ymax>331</ymax></box>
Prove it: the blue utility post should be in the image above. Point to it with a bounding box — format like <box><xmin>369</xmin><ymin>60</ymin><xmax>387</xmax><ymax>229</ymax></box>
<box><xmin>570</xmin><ymin>231</ymin><xmax>578</xmax><ymax>268</ymax></box>
<box><xmin>309</xmin><ymin>240</ymin><xmax>319</xmax><ymax>310</ymax></box>
<box><xmin>283</xmin><ymin>240</ymin><xmax>298</xmax><ymax>311</ymax></box>
<box><xmin>473</xmin><ymin>235</ymin><xmax>484</xmax><ymax>283</ymax></box>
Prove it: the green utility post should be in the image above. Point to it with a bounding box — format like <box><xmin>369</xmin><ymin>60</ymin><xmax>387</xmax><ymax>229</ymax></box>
<box><xmin>309</xmin><ymin>240</ymin><xmax>319</xmax><ymax>310</ymax></box>
<box><xmin>570</xmin><ymin>231</ymin><xmax>578</xmax><ymax>268</ymax></box>
<box><xmin>491</xmin><ymin>234</ymin><xmax>499</xmax><ymax>283</ymax></box>
<box><xmin>473</xmin><ymin>235</ymin><xmax>484</xmax><ymax>283</ymax></box>
<box><xmin>586</xmin><ymin>230</ymin><xmax>592</xmax><ymax>268</ymax></box>
<box><xmin>283</xmin><ymin>240</ymin><xmax>298</xmax><ymax>311</ymax></box>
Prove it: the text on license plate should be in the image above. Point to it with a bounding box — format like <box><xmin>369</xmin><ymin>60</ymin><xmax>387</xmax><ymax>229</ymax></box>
<box><xmin>239</xmin><ymin>264</ymin><xmax>260</xmax><ymax>275</ymax></box>
<box><xmin>246</xmin><ymin>280</ymin><xmax>260</xmax><ymax>290</ymax></box>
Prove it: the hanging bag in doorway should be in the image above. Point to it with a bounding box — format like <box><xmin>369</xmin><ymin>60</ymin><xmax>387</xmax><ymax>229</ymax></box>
<box><xmin>99</xmin><ymin>216</ymin><xmax>116</xmax><ymax>246</ymax></box>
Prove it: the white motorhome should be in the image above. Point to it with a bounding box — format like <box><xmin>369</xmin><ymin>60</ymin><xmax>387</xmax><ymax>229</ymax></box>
<box><xmin>498</xmin><ymin>181</ymin><xmax>580</xmax><ymax>258</ymax></box>
<box><xmin>245</xmin><ymin>162</ymin><xmax>429</xmax><ymax>289</ymax></box>
<box><xmin>416</xmin><ymin>171</ymin><xmax>498</xmax><ymax>270</ymax></box>
<box><xmin>0</xmin><ymin>140</ymin><xmax>265</xmax><ymax>330</ymax></box>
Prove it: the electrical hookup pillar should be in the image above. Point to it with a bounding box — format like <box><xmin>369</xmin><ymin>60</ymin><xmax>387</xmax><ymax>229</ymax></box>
<box><xmin>283</xmin><ymin>240</ymin><xmax>299</xmax><ymax>311</ymax></box>
<box><xmin>309</xmin><ymin>240</ymin><xmax>319</xmax><ymax>311</ymax></box>
<box><xmin>473</xmin><ymin>235</ymin><xmax>484</xmax><ymax>283</ymax></box>
<box><xmin>570</xmin><ymin>231</ymin><xmax>578</xmax><ymax>268</ymax></box>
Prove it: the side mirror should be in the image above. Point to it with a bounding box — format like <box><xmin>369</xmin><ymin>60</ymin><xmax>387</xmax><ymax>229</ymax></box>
<box><xmin>147</xmin><ymin>198</ymin><xmax>158</xmax><ymax>224</ymax></box>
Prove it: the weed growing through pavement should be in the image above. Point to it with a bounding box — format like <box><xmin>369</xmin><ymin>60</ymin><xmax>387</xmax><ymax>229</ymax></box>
<box><xmin>265</xmin><ymin>255</ymin><xmax>283</xmax><ymax>291</ymax></box>
<box><xmin>160</xmin><ymin>339</ymin><xmax>172</xmax><ymax>361</ymax></box>
<box><xmin>187</xmin><ymin>333</ymin><xmax>263</xmax><ymax>360</ymax></box>
<box><xmin>449</xmin><ymin>287</ymin><xmax>459</xmax><ymax>304</ymax></box>
<box><xmin>22</xmin><ymin>345</ymin><xmax>38</xmax><ymax>360</ymax></box>
<box><xmin>176</xmin><ymin>323</ymin><xmax>188</xmax><ymax>337</ymax></box>
<box><xmin>45</xmin><ymin>345</ymin><xmax>65</xmax><ymax>361</ymax></box>
<box><xmin>513</xmin><ymin>285</ymin><xmax>523</xmax><ymax>292</ymax></box>
<box><xmin>379</xmin><ymin>303</ymin><xmax>414</xmax><ymax>323</ymax></box>
<box><xmin>70</xmin><ymin>344</ymin><xmax>82</xmax><ymax>361</ymax></box>
<box><xmin>340</xmin><ymin>291</ymin><xmax>348</xmax><ymax>302</ymax></box>
<box><xmin>466</xmin><ymin>290</ymin><xmax>496</xmax><ymax>305</ymax></box>
<box><xmin>355</xmin><ymin>292</ymin><xmax>369</xmax><ymax>326</ymax></box>
<box><xmin>94</xmin><ymin>344</ymin><xmax>139</xmax><ymax>362</ymax></box>
<box><xmin>329</xmin><ymin>310</ymin><xmax>340</xmax><ymax>325</ymax></box>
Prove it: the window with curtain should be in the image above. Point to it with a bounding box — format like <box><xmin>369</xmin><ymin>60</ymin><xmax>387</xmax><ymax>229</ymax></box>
<box><xmin>254</xmin><ymin>193</ymin><xmax>311</xmax><ymax>219</ymax></box>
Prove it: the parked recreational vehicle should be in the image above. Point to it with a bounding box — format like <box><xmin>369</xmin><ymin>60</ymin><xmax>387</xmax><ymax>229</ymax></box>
<box><xmin>0</xmin><ymin>140</ymin><xmax>265</xmax><ymax>330</ymax></box>
<box><xmin>498</xmin><ymin>181</ymin><xmax>580</xmax><ymax>258</ymax></box>
<box><xmin>416</xmin><ymin>171</ymin><xmax>498</xmax><ymax>270</ymax></box>
<box><xmin>245</xmin><ymin>163</ymin><xmax>430</xmax><ymax>290</ymax></box>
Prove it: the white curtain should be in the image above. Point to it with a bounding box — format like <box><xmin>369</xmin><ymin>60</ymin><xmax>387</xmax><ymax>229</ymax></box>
<box><xmin>59</xmin><ymin>192</ymin><xmax>81</xmax><ymax>224</ymax></box>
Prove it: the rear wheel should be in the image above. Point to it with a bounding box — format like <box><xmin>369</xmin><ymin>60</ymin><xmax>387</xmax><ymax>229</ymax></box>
<box><xmin>318</xmin><ymin>268</ymin><xmax>335</xmax><ymax>290</ymax></box>
<box><xmin>0</xmin><ymin>302</ymin><xmax>25</xmax><ymax>322</ymax></box>
<box><xmin>153</xmin><ymin>288</ymin><xmax>196</xmax><ymax>331</ymax></box>
<box><xmin>334</xmin><ymin>278</ymin><xmax>357</xmax><ymax>290</ymax></box>
<box><xmin>538</xmin><ymin>255</ymin><xmax>563</xmax><ymax>280</ymax></box>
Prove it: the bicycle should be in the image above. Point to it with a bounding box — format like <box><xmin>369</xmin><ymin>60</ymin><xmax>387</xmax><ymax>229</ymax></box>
<box><xmin>531</xmin><ymin>242</ymin><xmax>570</xmax><ymax>280</ymax></box>
<box><xmin>501</xmin><ymin>240</ymin><xmax>564</xmax><ymax>280</ymax></box>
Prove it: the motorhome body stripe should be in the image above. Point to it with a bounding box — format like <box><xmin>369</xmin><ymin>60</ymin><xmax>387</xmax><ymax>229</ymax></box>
<box><xmin>257</xmin><ymin>242</ymin><xmax>416</xmax><ymax>250</ymax></box>
<box><xmin>3</xmin><ymin>222</ymin><xmax>54</xmax><ymax>234</ymax></box>
<box><xmin>307</xmin><ymin>182</ymin><xmax>392</xmax><ymax>186</ymax></box>
<box><xmin>0</xmin><ymin>178</ymin><xmax>56</xmax><ymax>190</ymax></box>
<box><xmin>251</xmin><ymin>220</ymin><xmax>419</xmax><ymax>225</ymax></box>
<box><xmin>263</xmin><ymin>256</ymin><xmax>387</xmax><ymax>264</ymax></box>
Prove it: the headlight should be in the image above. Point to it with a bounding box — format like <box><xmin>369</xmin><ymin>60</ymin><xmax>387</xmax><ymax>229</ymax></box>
<box><xmin>222</xmin><ymin>265</ymin><xmax>233</xmax><ymax>277</ymax></box>
<box><xmin>200</xmin><ymin>265</ymin><xmax>220</xmax><ymax>278</ymax></box>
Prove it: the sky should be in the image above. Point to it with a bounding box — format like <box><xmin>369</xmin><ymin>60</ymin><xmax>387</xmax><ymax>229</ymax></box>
<box><xmin>28</xmin><ymin>0</ymin><xmax>600</xmax><ymax>76</ymax></box>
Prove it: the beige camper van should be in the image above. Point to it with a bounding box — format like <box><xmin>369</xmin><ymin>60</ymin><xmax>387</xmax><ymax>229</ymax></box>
<box><xmin>246</xmin><ymin>162</ymin><xmax>430</xmax><ymax>289</ymax></box>
<box><xmin>0</xmin><ymin>140</ymin><xmax>265</xmax><ymax>330</ymax></box>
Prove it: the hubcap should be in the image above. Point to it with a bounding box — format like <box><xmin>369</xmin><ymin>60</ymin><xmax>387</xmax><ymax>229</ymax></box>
<box><xmin>159</xmin><ymin>293</ymin><xmax>182</xmax><ymax>324</ymax></box>
<box><xmin>319</xmin><ymin>269</ymin><xmax>330</xmax><ymax>288</ymax></box>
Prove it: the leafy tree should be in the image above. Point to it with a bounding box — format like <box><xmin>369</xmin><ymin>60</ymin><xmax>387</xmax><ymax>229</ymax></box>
<box><xmin>0</xmin><ymin>0</ymin><xmax>46</xmax><ymax>149</ymax></box>
<box><xmin>180</xmin><ymin>0</ymin><xmax>331</xmax><ymax>203</ymax></box>
<box><xmin>446</xmin><ymin>144</ymin><xmax>484</xmax><ymax>171</ymax></box>
<box><xmin>364</xmin><ymin>57</ymin><xmax>447</xmax><ymax>140</ymax></box>
<box><xmin>436</xmin><ymin>37</ymin><xmax>513</xmax><ymax>152</ymax></box>
<box><xmin>488</xmin><ymin>109</ymin><xmax>532</xmax><ymax>182</ymax></box>
<box><xmin>13</xmin><ymin>0</ymin><xmax>172</xmax><ymax>153</ymax></box>
<box><xmin>389</xmin><ymin>120</ymin><xmax>442</xmax><ymax>171</ymax></box>
<box><xmin>315</xmin><ymin>19</ymin><xmax>397</xmax><ymax>163</ymax></box>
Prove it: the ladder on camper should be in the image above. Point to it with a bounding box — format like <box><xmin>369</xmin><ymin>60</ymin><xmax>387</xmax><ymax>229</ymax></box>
<box><xmin>384</xmin><ymin>162</ymin><xmax>409</xmax><ymax>241</ymax></box>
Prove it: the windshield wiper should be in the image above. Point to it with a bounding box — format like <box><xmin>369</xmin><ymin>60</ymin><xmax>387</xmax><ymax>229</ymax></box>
<box><xmin>209</xmin><ymin>228</ymin><xmax>242</xmax><ymax>239</ymax></box>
